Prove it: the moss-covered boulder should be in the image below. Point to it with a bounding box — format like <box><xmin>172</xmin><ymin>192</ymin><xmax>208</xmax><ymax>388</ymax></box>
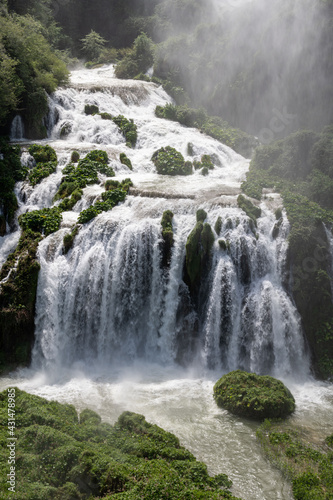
<box><xmin>185</xmin><ymin>219</ymin><xmax>215</xmax><ymax>293</ymax></box>
<box><xmin>213</xmin><ymin>370</ymin><xmax>295</xmax><ymax>420</ymax></box>
<box><xmin>152</xmin><ymin>146</ymin><xmax>193</xmax><ymax>176</ymax></box>
<box><xmin>120</xmin><ymin>152</ymin><xmax>132</xmax><ymax>170</ymax></box>
<box><xmin>0</xmin><ymin>389</ymin><xmax>243</xmax><ymax>500</ymax></box>
<box><xmin>84</xmin><ymin>104</ymin><xmax>99</xmax><ymax>115</ymax></box>
<box><xmin>237</xmin><ymin>195</ymin><xmax>261</xmax><ymax>225</ymax></box>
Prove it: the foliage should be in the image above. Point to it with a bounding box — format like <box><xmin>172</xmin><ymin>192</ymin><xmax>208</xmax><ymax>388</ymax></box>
<box><xmin>120</xmin><ymin>153</ymin><xmax>132</xmax><ymax>170</ymax></box>
<box><xmin>19</xmin><ymin>207</ymin><xmax>62</xmax><ymax>235</ymax></box>
<box><xmin>0</xmin><ymin>13</ymin><xmax>68</xmax><ymax>131</ymax></box>
<box><xmin>115</xmin><ymin>33</ymin><xmax>154</xmax><ymax>79</ymax></box>
<box><xmin>81</xmin><ymin>30</ymin><xmax>106</xmax><ymax>60</ymax></box>
<box><xmin>155</xmin><ymin>104</ymin><xmax>256</xmax><ymax>157</ymax></box>
<box><xmin>237</xmin><ymin>195</ymin><xmax>261</xmax><ymax>225</ymax></box>
<box><xmin>78</xmin><ymin>188</ymin><xmax>127</xmax><ymax>224</ymax></box>
<box><xmin>241</xmin><ymin>127</ymin><xmax>333</xmax><ymax>379</ymax></box>
<box><xmin>0</xmin><ymin>137</ymin><xmax>25</xmax><ymax>226</ymax></box>
<box><xmin>70</xmin><ymin>151</ymin><xmax>80</xmax><ymax>163</ymax></box>
<box><xmin>213</xmin><ymin>370</ymin><xmax>295</xmax><ymax>420</ymax></box>
<box><xmin>112</xmin><ymin>115</ymin><xmax>137</xmax><ymax>148</ymax></box>
<box><xmin>256</xmin><ymin>420</ymin><xmax>333</xmax><ymax>500</ymax></box>
<box><xmin>63</xmin><ymin>226</ymin><xmax>79</xmax><ymax>254</ymax></box>
<box><xmin>0</xmin><ymin>389</ymin><xmax>242</xmax><ymax>499</ymax></box>
<box><xmin>0</xmin><ymin>230</ymin><xmax>42</xmax><ymax>369</ymax></box>
<box><xmin>151</xmin><ymin>146</ymin><xmax>192</xmax><ymax>176</ymax></box>
<box><xmin>28</xmin><ymin>161</ymin><xmax>57</xmax><ymax>186</ymax></box>
<box><xmin>28</xmin><ymin>144</ymin><xmax>57</xmax><ymax>163</ymax></box>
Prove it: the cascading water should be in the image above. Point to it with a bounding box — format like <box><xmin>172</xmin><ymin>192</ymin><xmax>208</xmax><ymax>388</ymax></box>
<box><xmin>10</xmin><ymin>115</ymin><xmax>25</xmax><ymax>141</ymax></box>
<box><xmin>3</xmin><ymin>65</ymin><xmax>331</xmax><ymax>500</ymax></box>
<box><xmin>12</xmin><ymin>64</ymin><xmax>307</xmax><ymax>378</ymax></box>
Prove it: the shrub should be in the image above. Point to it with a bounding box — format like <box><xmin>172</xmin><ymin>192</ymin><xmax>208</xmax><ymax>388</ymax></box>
<box><xmin>70</xmin><ymin>151</ymin><xmax>80</xmax><ymax>163</ymax></box>
<box><xmin>28</xmin><ymin>144</ymin><xmax>57</xmax><ymax>163</ymax></box>
<box><xmin>213</xmin><ymin>370</ymin><xmax>295</xmax><ymax>419</ymax></box>
<box><xmin>151</xmin><ymin>146</ymin><xmax>192</xmax><ymax>176</ymax></box>
<box><xmin>19</xmin><ymin>207</ymin><xmax>62</xmax><ymax>235</ymax></box>
<box><xmin>28</xmin><ymin>161</ymin><xmax>57</xmax><ymax>186</ymax></box>
<box><xmin>112</xmin><ymin>115</ymin><xmax>137</xmax><ymax>147</ymax></box>
<box><xmin>120</xmin><ymin>153</ymin><xmax>133</xmax><ymax>170</ymax></box>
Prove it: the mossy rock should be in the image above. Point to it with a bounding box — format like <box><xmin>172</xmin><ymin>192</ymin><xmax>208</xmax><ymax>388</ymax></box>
<box><xmin>120</xmin><ymin>153</ymin><xmax>132</xmax><ymax>170</ymax></box>
<box><xmin>237</xmin><ymin>194</ymin><xmax>261</xmax><ymax>224</ymax></box>
<box><xmin>213</xmin><ymin>370</ymin><xmax>295</xmax><ymax>420</ymax></box>
<box><xmin>215</xmin><ymin>216</ymin><xmax>222</xmax><ymax>235</ymax></box>
<box><xmin>70</xmin><ymin>151</ymin><xmax>80</xmax><ymax>163</ymax></box>
<box><xmin>0</xmin><ymin>389</ymin><xmax>242</xmax><ymax>500</ymax></box>
<box><xmin>196</xmin><ymin>209</ymin><xmax>207</xmax><ymax>222</ymax></box>
<box><xmin>99</xmin><ymin>112</ymin><xmax>112</xmax><ymax>120</ymax></box>
<box><xmin>84</xmin><ymin>104</ymin><xmax>99</xmax><ymax>115</ymax></box>
<box><xmin>185</xmin><ymin>221</ymin><xmax>215</xmax><ymax>291</ymax></box>
<box><xmin>151</xmin><ymin>146</ymin><xmax>192</xmax><ymax>176</ymax></box>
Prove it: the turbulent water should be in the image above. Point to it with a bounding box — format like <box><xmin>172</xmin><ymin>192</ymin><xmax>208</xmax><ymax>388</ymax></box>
<box><xmin>3</xmin><ymin>64</ymin><xmax>333</xmax><ymax>500</ymax></box>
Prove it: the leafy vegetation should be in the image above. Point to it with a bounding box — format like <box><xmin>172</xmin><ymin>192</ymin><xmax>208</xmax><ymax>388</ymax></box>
<box><xmin>0</xmin><ymin>10</ymin><xmax>68</xmax><ymax>136</ymax></box>
<box><xmin>161</xmin><ymin>210</ymin><xmax>174</xmax><ymax>266</ymax></box>
<box><xmin>0</xmin><ymin>138</ymin><xmax>26</xmax><ymax>231</ymax></box>
<box><xmin>115</xmin><ymin>33</ymin><xmax>154</xmax><ymax>79</ymax></box>
<box><xmin>0</xmin><ymin>389</ymin><xmax>242</xmax><ymax>500</ymax></box>
<box><xmin>241</xmin><ymin>126</ymin><xmax>333</xmax><ymax>379</ymax></box>
<box><xmin>155</xmin><ymin>104</ymin><xmax>256</xmax><ymax>157</ymax></box>
<box><xmin>111</xmin><ymin>115</ymin><xmax>137</xmax><ymax>148</ymax></box>
<box><xmin>119</xmin><ymin>153</ymin><xmax>132</xmax><ymax>170</ymax></box>
<box><xmin>213</xmin><ymin>370</ymin><xmax>295</xmax><ymax>420</ymax></box>
<box><xmin>257</xmin><ymin>420</ymin><xmax>333</xmax><ymax>500</ymax></box>
<box><xmin>151</xmin><ymin>146</ymin><xmax>192</xmax><ymax>176</ymax></box>
<box><xmin>0</xmin><ymin>231</ymin><xmax>42</xmax><ymax>370</ymax></box>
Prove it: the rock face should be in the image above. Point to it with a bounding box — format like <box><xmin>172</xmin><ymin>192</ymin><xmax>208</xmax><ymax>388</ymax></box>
<box><xmin>213</xmin><ymin>370</ymin><xmax>295</xmax><ymax>420</ymax></box>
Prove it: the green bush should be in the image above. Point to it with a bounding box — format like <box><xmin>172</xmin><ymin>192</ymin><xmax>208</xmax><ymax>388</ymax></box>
<box><xmin>28</xmin><ymin>144</ymin><xmax>57</xmax><ymax>163</ymax></box>
<box><xmin>213</xmin><ymin>370</ymin><xmax>295</xmax><ymax>419</ymax></box>
<box><xmin>120</xmin><ymin>153</ymin><xmax>133</xmax><ymax>170</ymax></box>
<box><xmin>84</xmin><ymin>104</ymin><xmax>99</xmax><ymax>115</ymax></box>
<box><xmin>70</xmin><ymin>151</ymin><xmax>80</xmax><ymax>163</ymax></box>
<box><xmin>151</xmin><ymin>146</ymin><xmax>192</xmax><ymax>176</ymax></box>
<box><xmin>28</xmin><ymin>161</ymin><xmax>57</xmax><ymax>186</ymax></box>
<box><xmin>237</xmin><ymin>195</ymin><xmax>261</xmax><ymax>225</ymax></box>
<box><xmin>112</xmin><ymin>115</ymin><xmax>137</xmax><ymax>147</ymax></box>
<box><xmin>19</xmin><ymin>207</ymin><xmax>62</xmax><ymax>235</ymax></box>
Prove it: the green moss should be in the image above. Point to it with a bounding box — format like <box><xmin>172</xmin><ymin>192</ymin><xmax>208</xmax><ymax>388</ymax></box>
<box><xmin>213</xmin><ymin>370</ymin><xmax>295</xmax><ymax>420</ymax></box>
<box><xmin>257</xmin><ymin>420</ymin><xmax>333</xmax><ymax>500</ymax></box>
<box><xmin>218</xmin><ymin>239</ymin><xmax>230</xmax><ymax>251</ymax></box>
<box><xmin>111</xmin><ymin>115</ymin><xmax>137</xmax><ymax>148</ymax></box>
<box><xmin>0</xmin><ymin>230</ymin><xmax>42</xmax><ymax>370</ymax></box>
<box><xmin>185</xmin><ymin>220</ymin><xmax>215</xmax><ymax>292</ymax></box>
<box><xmin>120</xmin><ymin>153</ymin><xmax>133</xmax><ymax>170</ymax></box>
<box><xmin>84</xmin><ymin>104</ymin><xmax>99</xmax><ymax>115</ymax></box>
<box><xmin>215</xmin><ymin>216</ymin><xmax>222</xmax><ymax>235</ymax></box>
<box><xmin>154</xmin><ymin>103</ymin><xmax>256</xmax><ymax>157</ymax></box>
<box><xmin>237</xmin><ymin>195</ymin><xmax>261</xmax><ymax>225</ymax></box>
<box><xmin>63</xmin><ymin>226</ymin><xmax>79</xmax><ymax>255</ymax></box>
<box><xmin>99</xmin><ymin>112</ymin><xmax>112</xmax><ymax>120</ymax></box>
<box><xmin>152</xmin><ymin>146</ymin><xmax>192</xmax><ymax>176</ymax></box>
<box><xmin>78</xmin><ymin>188</ymin><xmax>127</xmax><ymax>224</ymax></box>
<box><xmin>70</xmin><ymin>151</ymin><xmax>80</xmax><ymax>163</ymax></box>
<box><xmin>196</xmin><ymin>209</ymin><xmax>207</xmax><ymax>222</ymax></box>
<box><xmin>0</xmin><ymin>389</ymin><xmax>242</xmax><ymax>500</ymax></box>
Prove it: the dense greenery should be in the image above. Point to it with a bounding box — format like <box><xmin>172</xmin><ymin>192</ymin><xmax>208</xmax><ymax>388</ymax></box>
<box><xmin>213</xmin><ymin>370</ymin><xmax>295</xmax><ymax>420</ymax></box>
<box><xmin>152</xmin><ymin>146</ymin><xmax>192</xmax><ymax>176</ymax></box>
<box><xmin>0</xmin><ymin>7</ymin><xmax>68</xmax><ymax>136</ymax></box>
<box><xmin>111</xmin><ymin>115</ymin><xmax>137</xmax><ymax>148</ymax></box>
<box><xmin>0</xmin><ymin>137</ymin><xmax>25</xmax><ymax>231</ymax></box>
<box><xmin>156</xmin><ymin>104</ymin><xmax>256</xmax><ymax>157</ymax></box>
<box><xmin>241</xmin><ymin>126</ymin><xmax>333</xmax><ymax>379</ymax></box>
<box><xmin>257</xmin><ymin>420</ymin><xmax>333</xmax><ymax>500</ymax></box>
<box><xmin>0</xmin><ymin>389</ymin><xmax>242</xmax><ymax>499</ymax></box>
<box><xmin>0</xmin><ymin>231</ymin><xmax>41</xmax><ymax>370</ymax></box>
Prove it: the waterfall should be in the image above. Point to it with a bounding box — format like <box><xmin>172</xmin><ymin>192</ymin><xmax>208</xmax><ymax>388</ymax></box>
<box><xmin>8</xmin><ymin>65</ymin><xmax>308</xmax><ymax>377</ymax></box>
<box><xmin>10</xmin><ymin>115</ymin><xmax>25</xmax><ymax>141</ymax></box>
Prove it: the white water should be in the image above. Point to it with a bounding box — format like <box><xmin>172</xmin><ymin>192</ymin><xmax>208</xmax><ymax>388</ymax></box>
<box><xmin>10</xmin><ymin>115</ymin><xmax>25</xmax><ymax>141</ymax></box>
<box><xmin>3</xmin><ymin>65</ymin><xmax>333</xmax><ymax>500</ymax></box>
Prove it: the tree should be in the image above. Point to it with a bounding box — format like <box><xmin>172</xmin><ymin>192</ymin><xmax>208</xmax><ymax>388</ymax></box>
<box><xmin>81</xmin><ymin>30</ymin><xmax>106</xmax><ymax>60</ymax></box>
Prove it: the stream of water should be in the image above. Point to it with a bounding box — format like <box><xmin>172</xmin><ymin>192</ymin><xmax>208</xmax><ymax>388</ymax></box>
<box><xmin>2</xmin><ymin>64</ymin><xmax>333</xmax><ymax>500</ymax></box>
